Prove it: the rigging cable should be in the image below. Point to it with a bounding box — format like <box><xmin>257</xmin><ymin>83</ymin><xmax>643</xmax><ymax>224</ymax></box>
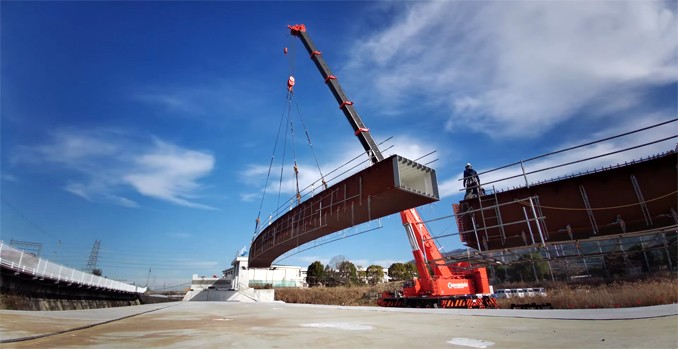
<box><xmin>253</xmin><ymin>90</ymin><xmax>291</xmax><ymax>238</ymax></box>
<box><xmin>294</xmin><ymin>99</ymin><xmax>328</xmax><ymax>190</ymax></box>
<box><xmin>276</xmin><ymin>91</ymin><xmax>292</xmax><ymax>211</ymax></box>
<box><xmin>291</xmin><ymin>109</ymin><xmax>301</xmax><ymax>204</ymax></box>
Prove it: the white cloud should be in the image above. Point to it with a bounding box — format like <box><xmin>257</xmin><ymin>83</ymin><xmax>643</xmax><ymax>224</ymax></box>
<box><xmin>168</xmin><ymin>232</ymin><xmax>192</xmax><ymax>239</ymax></box>
<box><xmin>373</xmin><ymin>260</ymin><xmax>402</xmax><ymax>268</ymax></box>
<box><xmin>295</xmin><ymin>255</ymin><xmax>329</xmax><ymax>266</ymax></box>
<box><xmin>349</xmin><ymin>1</ymin><xmax>677</xmax><ymax>138</ymax></box>
<box><xmin>12</xmin><ymin>128</ymin><xmax>215</xmax><ymax>209</ymax></box>
<box><xmin>134</xmin><ymin>93</ymin><xmax>195</xmax><ymax>114</ymax></box>
<box><xmin>239</xmin><ymin>192</ymin><xmax>260</xmax><ymax>202</ymax></box>
<box><xmin>383</xmin><ymin>134</ymin><xmax>441</xmax><ymax>166</ymax></box>
<box><xmin>13</xmin><ymin>128</ymin><xmax>120</xmax><ymax>168</ymax></box>
<box><xmin>124</xmin><ymin>140</ymin><xmax>216</xmax><ymax>210</ymax></box>
<box><xmin>131</xmin><ymin>78</ymin><xmax>268</xmax><ymax>119</ymax></box>
<box><xmin>1</xmin><ymin>173</ymin><xmax>18</xmax><ymax>182</ymax></box>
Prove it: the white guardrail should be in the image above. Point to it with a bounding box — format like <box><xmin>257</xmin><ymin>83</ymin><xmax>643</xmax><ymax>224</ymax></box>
<box><xmin>0</xmin><ymin>241</ymin><xmax>146</xmax><ymax>294</ymax></box>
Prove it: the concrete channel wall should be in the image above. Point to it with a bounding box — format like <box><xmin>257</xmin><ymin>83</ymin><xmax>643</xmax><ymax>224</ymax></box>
<box><xmin>0</xmin><ymin>242</ymin><xmax>146</xmax><ymax>294</ymax></box>
<box><xmin>0</xmin><ymin>241</ymin><xmax>148</xmax><ymax>311</ymax></box>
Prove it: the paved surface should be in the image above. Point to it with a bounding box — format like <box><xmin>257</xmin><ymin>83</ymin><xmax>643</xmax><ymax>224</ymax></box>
<box><xmin>1</xmin><ymin>302</ymin><xmax>677</xmax><ymax>348</ymax></box>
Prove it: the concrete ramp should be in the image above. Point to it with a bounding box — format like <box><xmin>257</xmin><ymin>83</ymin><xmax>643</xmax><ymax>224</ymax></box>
<box><xmin>183</xmin><ymin>276</ymin><xmax>274</xmax><ymax>302</ymax></box>
<box><xmin>183</xmin><ymin>288</ymin><xmax>274</xmax><ymax>302</ymax></box>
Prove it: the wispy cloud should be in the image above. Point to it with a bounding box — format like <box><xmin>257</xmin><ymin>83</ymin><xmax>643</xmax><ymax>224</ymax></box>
<box><xmin>12</xmin><ymin>128</ymin><xmax>216</xmax><ymax>209</ymax></box>
<box><xmin>131</xmin><ymin>78</ymin><xmax>268</xmax><ymax>119</ymax></box>
<box><xmin>168</xmin><ymin>232</ymin><xmax>192</xmax><ymax>239</ymax></box>
<box><xmin>348</xmin><ymin>1</ymin><xmax>677</xmax><ymax>139</ymax></box>
<box><xmin>239</xmin><ymin>192</ymin><xmax>260</xmax><ymax>202</ymax></box>
<box><xmin>295</xmin><ymin>255</ymin><xmax>329</xmax><ymax>266</ymax></box>
<box><xmin>1</xmin><ymin>173</ymin><xmax>18</xmax><ymax>182</ymax></box>
<box><xmin>124</xmin><ymin>139</ymin><xmax>216</xmax><ymax>210</ymax></box>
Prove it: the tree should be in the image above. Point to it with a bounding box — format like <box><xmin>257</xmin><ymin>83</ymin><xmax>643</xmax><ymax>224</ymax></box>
<box><xmin>405</xmin><ymin>262</ymin><xmax>419</xmax><ymax>278</ymax></box>
<box><xmin>329</xmin><ymin>255</ymin><xmax>347</xmax><ymax>270</ymax></box>
<box><xmin>503</xmin><ymin>253</ymin><xmax>549</xmax><ymax>282</ymax></box>
<box><xmin>338</xmin><ymin>260</ymin><xmax>358</xmax><ymax>286</ymax></box>
<box><xmin>388</xmin><ymin>263</ymin><xmax>407</xmax><ymax>281</ymax></box>
<box><xmin>366</xmin><ymin>265</ymin><xmax>384</xmax><ymax>285</ymax></box>
<box><xmin>356</xmin><ymin>266</ymin><xmax>367</xmax><ymax>283</ymax></box>
<box><xmin>306</xmin><ymin>261</ymin><xmax>325</xmax><ymax>287</ymax></box>
<box><xmin>323</xmin><ymin>265</ymin><xmax>340</xmax><ymax>287</ymax></box>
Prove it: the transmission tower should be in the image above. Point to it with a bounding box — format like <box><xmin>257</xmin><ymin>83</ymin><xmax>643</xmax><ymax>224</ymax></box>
<box><xmin>84</xmin><ymin>240</ymin><xmax>101</xmax><ymax>274</ymax></box>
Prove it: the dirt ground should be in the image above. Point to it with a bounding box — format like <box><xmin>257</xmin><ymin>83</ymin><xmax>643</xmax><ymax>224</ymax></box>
<box><xmin>1</xmin><ymin>302</ymin><xmax>676</xmax><ymax>348</ymax></box>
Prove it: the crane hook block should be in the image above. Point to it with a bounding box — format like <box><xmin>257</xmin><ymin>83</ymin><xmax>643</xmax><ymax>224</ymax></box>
<box><xmin>287</xmin><ymin>76</ymin><xmax>296</xmax><ymax>91</ymax></box>
<box><xmin>284</xmin><ymin>47</ymin><xmax>288</xmax><ymax>55</ymax></box>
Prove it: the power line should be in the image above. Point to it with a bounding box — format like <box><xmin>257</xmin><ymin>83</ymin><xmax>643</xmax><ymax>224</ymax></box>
<box><xmin>473</xmin><ymin>117</ymin><xmax>678</xmax><ymax>178</ymax></box>
<box><xmin>1</xmin><ymin>196</ymin><xmax>60</xmax><ymax>240</ymax></box>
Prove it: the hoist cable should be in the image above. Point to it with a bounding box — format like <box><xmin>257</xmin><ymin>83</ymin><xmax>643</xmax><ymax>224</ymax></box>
<box><xmin>289</xmin><ymin>105</ymin><xmax>301</xmax><ymax>204</ymax></box>
<box><xmin>253</xmin><ymin>92</ymin><xmax>290</xmax><ymax>237</ymax></box>
<box><xmin>288</xmin><ymin>34</ymin><xmax>296</xmax><ymax>79</ymax></box>
<box><xmin>293</xmin><ymin>98</ymin><xmax>328</xmax><ymax>190</ymax></box>
<box><xmin>276</xmin><ymin>92</ymin><xmax>293</xmax><ymax>210</ymax></box>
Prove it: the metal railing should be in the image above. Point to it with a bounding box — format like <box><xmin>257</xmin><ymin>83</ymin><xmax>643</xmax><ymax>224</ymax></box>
<box><xmin>458</xmin><ymin>118</ymin><xmax>677</xmax><ymax>193</ymax></box>
<box><xmin>0</xmin><ymin>241</ymin><xmax>146</xmax><ymax>294</ymax></box>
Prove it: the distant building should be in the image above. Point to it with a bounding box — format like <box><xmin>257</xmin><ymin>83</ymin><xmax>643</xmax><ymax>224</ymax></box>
<box><xmin>222</xmin><ymin>256</ymin><xmax>307</xmax><ymax>289</ymax></box>
<box><xmin>356</xmin><ymin>266</ymin><xmax>390</xmax><ymax>284</ymax></box>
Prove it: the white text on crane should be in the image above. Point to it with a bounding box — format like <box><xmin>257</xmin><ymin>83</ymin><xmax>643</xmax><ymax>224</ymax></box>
<box><xmin>448</xmin><ymin>282</ymin><xmax>467</xmax><ymax>289</ymax></box>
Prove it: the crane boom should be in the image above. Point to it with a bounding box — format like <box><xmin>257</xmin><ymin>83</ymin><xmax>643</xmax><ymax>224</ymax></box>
<box><xmin>289</xmin><ymin>24</ymin><xmax>383</xmax><ymax>164</ymax></box>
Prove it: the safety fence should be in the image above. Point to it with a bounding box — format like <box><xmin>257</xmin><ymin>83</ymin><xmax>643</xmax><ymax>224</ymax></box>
<box><xmin>0</xmin><ymin>241</ymin><xmax>146</xmax><ymax>294</ymax></box>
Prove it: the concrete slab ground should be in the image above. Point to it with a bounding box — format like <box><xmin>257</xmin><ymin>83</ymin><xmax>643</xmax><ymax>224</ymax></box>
<box><xmin>1</xmin><ymin>302</ymin><xmax>676</xmax><ymax>348</ymax></box>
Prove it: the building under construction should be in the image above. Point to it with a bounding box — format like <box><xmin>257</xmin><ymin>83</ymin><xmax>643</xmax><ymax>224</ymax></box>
<box><xmin>452</xmin><ymin>145</ymin><xmax>677</xmax><ymax>279</ymax></box>
<box><xmin>455</xmin><ymin>150</ymin><xmax>676</xmax><ymax>251</ymax></box>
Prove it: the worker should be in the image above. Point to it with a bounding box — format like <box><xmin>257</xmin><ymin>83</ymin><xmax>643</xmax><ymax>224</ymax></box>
<box><xmin>463</xmin><ymin>163</ymin><xmax>480</xmax><ymax>199</ymax></box>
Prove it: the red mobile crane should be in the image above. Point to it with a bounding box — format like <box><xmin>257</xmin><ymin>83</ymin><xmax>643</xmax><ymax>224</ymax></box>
<box><xmin>288</xmin><ymin>24</ymin><xmax>496</xmax><ymax>309</ymax></box>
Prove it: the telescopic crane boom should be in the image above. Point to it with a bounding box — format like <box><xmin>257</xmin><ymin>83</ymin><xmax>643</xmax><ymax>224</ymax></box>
<box><xmin>288</xmin><ymin>24</ymin><xmax>495</xmax><ymax>308</ymax></box>
<box><xmin>288</xmin><ymin>24</ymin><xmax>383</xmax><ymax>165</ymax></box>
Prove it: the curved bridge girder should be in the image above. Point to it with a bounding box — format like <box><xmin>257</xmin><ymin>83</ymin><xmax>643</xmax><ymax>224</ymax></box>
<box><xmin>249</xmin><ymin>155</ymin><xmax>439</xmax><ymax>268</ymax></box>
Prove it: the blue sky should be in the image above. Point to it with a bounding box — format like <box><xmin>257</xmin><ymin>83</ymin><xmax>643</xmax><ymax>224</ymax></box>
<box><xmin>2</xmin><ymin>1</ymin><xmax>676</xmax><ymax>289</ymax></box>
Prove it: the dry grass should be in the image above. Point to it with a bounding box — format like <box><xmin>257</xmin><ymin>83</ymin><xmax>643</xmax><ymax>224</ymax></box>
<box><xmin>498</xmin><ymin>278</ymin><xmax>678</xmax><ymax>309</ymax></box>
<box><xmin>276</xmin><ymin>276</ymin><xmax>678</xmax><ymax>309</ymax></box>
<box><xmin>275</xmin><ymin>282</ymin><xmax>402</xmax><ymax>306</ymax></box>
